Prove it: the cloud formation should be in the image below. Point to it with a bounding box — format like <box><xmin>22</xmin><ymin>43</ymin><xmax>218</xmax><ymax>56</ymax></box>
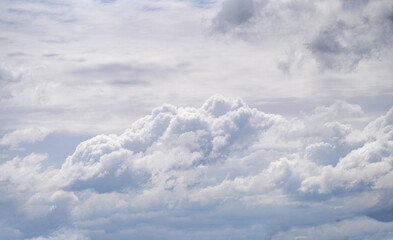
<box><xmin>1</xmin><ymin>96</ymin><xmax>392</xmax><ymax>239</ymax></box>
<box><xmin>212</xmin><ymin>0</ymin><xmax>393</xmax><ymax>71</ymax></box>
<box><xmin>0</xmin><ymin>127</ymin><xmax>50</xmax><ymax>148</ymax></box>
<box><xmin>0</xmin><ymin>1</ymin><xmax>392</xmax><ymax>239</ymax></box>
<box><xmin>308</xmin><ymin>1</ymin><xmax>393</xmax><ymax>71</ymax></box>
<box><xmin>212</xmin><ymin>0</ymin><xmax>260</xmax><ymax>33</ymax></box>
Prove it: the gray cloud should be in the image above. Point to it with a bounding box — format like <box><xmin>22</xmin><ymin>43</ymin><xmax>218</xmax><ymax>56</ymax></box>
<box><xmin>211</xmin><ymin>0</ymin><xmax>393</xmax><ymax>72</ymax></box>
<box><xmin>212</xmin><ymin>0</ymin><xmax>261</xmax><ymax>33</ymax></box>
<box><xmin>7</xmin><ymin>52</ymin><xmax>26</xmax><ymax>57</ymax></box>
<box><xmin>210</xmin><ymin>0</ymin><xmax>315</xmax><ymax>37</ymax></box>
<box><xmin>308</xmin><ymin>3</ymin><xmax>393</xmax><ymax>71</ymax></box>
<box><xmin>42</xmin><ymin>53</ymin><xmax>59</xmax><ymax>58</ymax></box>
<box><xmin>69</xmin><ymin>62</ymin><xmax>188</xmax><ymax>86</ymax></box>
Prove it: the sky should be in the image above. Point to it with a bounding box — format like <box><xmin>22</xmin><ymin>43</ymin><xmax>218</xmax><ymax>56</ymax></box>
<box><xmin>0</xmin><ymin>0</ymin><xmax>393</xmax><ymax>239</ymax></box>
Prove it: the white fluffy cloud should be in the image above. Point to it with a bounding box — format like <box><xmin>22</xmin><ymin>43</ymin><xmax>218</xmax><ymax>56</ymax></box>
<box><xmin>0</xmin><ymin>127</ymin><xmax>50</xmax><ymax>148</ymax></box>
<box><xmin>1</xmin><ymin>96</ymin><xmax>392</xmax><ymax>239</ymax></box>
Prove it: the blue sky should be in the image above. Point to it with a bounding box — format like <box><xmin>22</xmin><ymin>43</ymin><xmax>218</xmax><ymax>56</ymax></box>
<box><xmin>0</xmin><ymin>0</ymin><xmax>393</xmax><ymax>239</ymax></box>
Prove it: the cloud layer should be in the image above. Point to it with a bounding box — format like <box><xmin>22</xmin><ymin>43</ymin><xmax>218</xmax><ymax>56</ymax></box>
<box><xmin>1</xmin><ymin>96</ymin><xmax>392</xmax><ymax>239</ymax></box>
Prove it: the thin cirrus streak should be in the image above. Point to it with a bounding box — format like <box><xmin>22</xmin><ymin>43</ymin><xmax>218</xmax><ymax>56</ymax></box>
<box><xmin>1</xmin><ymin>95</ymin><xmax>392</xmax><ymax>239</ymax></box>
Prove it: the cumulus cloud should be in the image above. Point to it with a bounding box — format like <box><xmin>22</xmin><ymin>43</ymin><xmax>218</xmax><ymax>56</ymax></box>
<box><xmin>0</xmin><ymin>96</ymin><xmax>392</xmax><ymax>239</ymax></box>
